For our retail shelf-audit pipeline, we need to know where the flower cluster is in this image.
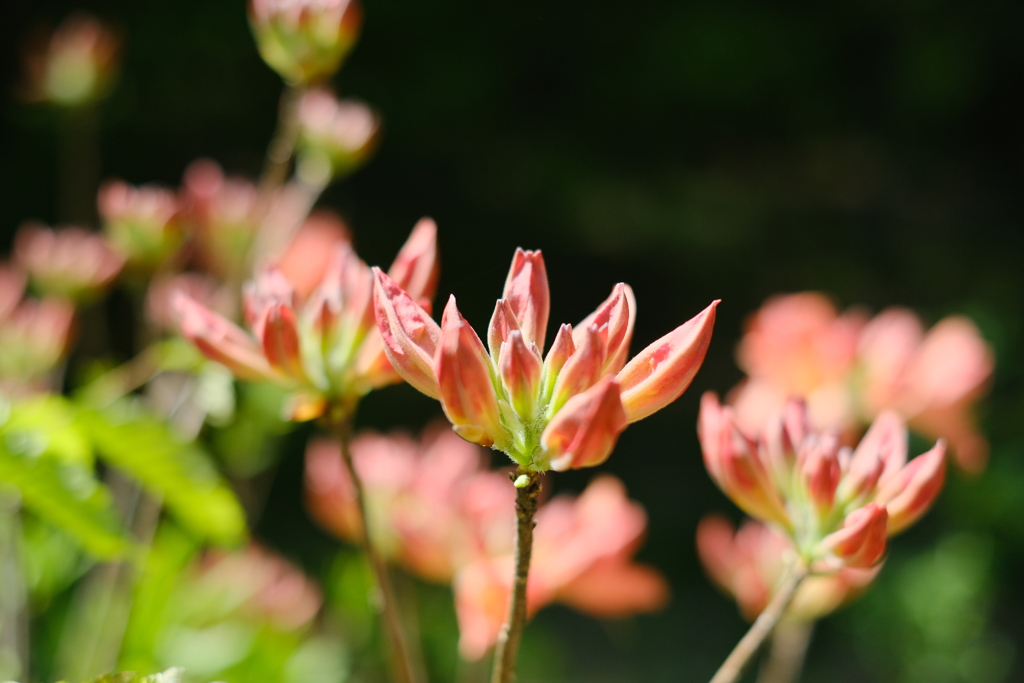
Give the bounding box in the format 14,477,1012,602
304,424,667,660
14,223,124,302
699,394,945,570
99,179,183,271
697,514,880,622
731,292,993,471
175,219,438,419
374,248,718,471
295,88,380,184
248,0,362,85
21,13,119,107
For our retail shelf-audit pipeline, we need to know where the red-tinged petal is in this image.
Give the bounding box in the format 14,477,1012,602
387,217,439,303
487,298,521,359
437,295,505,448
339,247,375,334
575,283,636,375
0,265,26,321
173,292,276,382
244,268,296,331
698,392,731,483
372,268,441,398
822,504,888,568
542,377,628,471
875,440,946,534
258,302,305,378
719,441,790,528
550,324,604,415
799,434,841,513
617,300,719,422
502,248,550,349
499,330,543,417
759,398,809,485
695,514,739,593
851,411,908,491
555,559,669,618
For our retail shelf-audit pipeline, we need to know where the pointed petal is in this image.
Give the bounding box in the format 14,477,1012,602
799,434,842,513
617,300,718,422
852,411,908,490
875,440,946,534
575,283,636,374
499,330,543,417
550,324,603,414
372,268,441,398
387,217,439,302
173,292,276,382
259,302,305,378
437,295,505,448
502,248,549,349
487,299,521,359
543,377,628,471
822,504,888,568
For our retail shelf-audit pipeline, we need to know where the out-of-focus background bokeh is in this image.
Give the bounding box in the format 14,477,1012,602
2,0,1023,681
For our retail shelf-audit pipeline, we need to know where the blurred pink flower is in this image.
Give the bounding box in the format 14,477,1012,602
98,179,182,270
0,265,27,323
275,210,351,301
0,296,75,391
176,218,437,419
696,515,879,622
179,159,262,280
146,272,236,334
731,292,993,472
296,89,380,182
14,223,123,301
194,544,322,631
374,247,718,471
699,394,945,569
21,13,119,106
249,0,362,84
305,425,668,660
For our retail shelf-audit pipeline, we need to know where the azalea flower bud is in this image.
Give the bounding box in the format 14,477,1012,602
822,504,888,568
21,13,119,107
374,247,717,471
249,0,362,85
798,434,842,514
0,297,75,388
98,180,182,270
875,440,946,534
0,266,28,323
296,88,380,184
14,223,123,302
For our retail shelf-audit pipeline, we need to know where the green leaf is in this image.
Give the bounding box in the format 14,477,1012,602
77,401,247,547
0,438,129,559
80,667,184,683
4,395,92,466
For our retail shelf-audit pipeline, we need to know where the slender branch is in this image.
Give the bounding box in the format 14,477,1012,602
259,85,305,196
709,563,809,683
331,416,419,683
756,620,814,683
490,471,542,683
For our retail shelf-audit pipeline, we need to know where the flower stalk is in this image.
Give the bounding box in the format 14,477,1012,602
709,562,809,683
330,413,419,683
259,84,305,195
490,470,541,683
756,621,814,683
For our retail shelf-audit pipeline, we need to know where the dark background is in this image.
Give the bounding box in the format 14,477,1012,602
3,0,1024,681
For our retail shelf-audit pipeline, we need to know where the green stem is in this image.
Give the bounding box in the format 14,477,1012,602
258,85,305,196
709,563,809,683
489,471,542,683
331,416,419,683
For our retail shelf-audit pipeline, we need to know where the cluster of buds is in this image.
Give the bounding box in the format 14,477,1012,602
305,424,667,660
295,88,380,185
0,265,75,393
99,179,182,271
699,394,946,570
179,159,263,282
14,223,123,302
374,248,718,471
731,292,993,471
21,13,119,107
175,219,437,419
697,514,880,622
248,0,362,85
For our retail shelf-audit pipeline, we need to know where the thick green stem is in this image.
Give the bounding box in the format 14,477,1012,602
489,471,542,683
709,563,809,683
332,417,419,683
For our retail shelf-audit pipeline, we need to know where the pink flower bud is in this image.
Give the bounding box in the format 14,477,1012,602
501,248,550,349
14,223,123,301
372,268,441,398
487,299,521,359
574,283,635,375
542,377,628,471
387,217,439,308
617,300,719,422
21,13,119,107
822,504,888,568
840,411,906,502
98,179,181,269
875,440,946,534
296,88,380,181
499,330,543,417
437,296,505,448
257,302,305,379
541,323,575,397
173,293,276,383
798,434,842,513
550,324,603,414
0,298,75,386
249,0,362,84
